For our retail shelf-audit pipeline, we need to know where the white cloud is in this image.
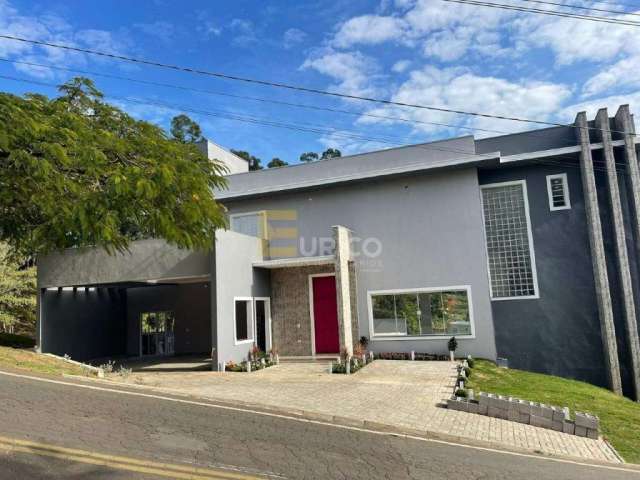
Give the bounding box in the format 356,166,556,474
301,49,383,97
134,21,175,43
358,66,572,137
391,59,411,73
283,28,306,49
583,54,640,98
332,15,408,48
0,0,130,80
229,18,257,46
561,90,640,123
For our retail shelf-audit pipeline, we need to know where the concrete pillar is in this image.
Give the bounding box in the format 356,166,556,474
614,105,640,273
333,225,354,356
574,111,623,395
596,108,640,399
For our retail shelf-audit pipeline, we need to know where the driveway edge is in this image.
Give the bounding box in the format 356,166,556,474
58,372,636,470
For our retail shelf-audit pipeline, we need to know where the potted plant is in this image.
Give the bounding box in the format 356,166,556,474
448,336,457,362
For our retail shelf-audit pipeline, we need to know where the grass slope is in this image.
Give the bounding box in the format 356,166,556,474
467,360,640,463
0,346,93,377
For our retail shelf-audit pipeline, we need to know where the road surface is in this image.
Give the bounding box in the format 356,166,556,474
0,369,637,479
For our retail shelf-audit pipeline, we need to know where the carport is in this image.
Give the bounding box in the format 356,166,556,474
37,239,215,363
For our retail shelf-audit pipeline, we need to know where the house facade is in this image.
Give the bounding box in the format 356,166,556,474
36,106,640,399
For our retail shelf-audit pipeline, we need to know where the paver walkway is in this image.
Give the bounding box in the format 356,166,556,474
112,360,620,463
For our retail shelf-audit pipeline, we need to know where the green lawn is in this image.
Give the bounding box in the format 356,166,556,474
0,346,95,377
466,360,640,464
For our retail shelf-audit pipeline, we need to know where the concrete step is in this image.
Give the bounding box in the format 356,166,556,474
278,356,339,364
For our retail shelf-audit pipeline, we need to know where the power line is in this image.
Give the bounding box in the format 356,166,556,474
0,33,631,137
442,0,640,25
0,73,629,174
0,57,512,137
519,0,640,17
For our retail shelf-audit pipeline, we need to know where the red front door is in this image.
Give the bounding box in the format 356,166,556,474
312,275,340,354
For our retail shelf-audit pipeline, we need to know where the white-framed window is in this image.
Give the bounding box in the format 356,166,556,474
546,173,571,211
229,211,267,239
368,286,474,340
481,180,539,300
234,297,254,344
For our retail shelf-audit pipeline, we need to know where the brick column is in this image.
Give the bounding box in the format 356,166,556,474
333,225,354,356
574,111,623,395
596,108,640,399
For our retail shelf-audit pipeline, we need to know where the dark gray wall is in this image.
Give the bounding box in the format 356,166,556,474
478,160,611,387
38,239,211,288
126,283,212,356
40,287,127,362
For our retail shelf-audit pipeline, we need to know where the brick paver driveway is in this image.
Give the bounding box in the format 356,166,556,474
112,360,620,463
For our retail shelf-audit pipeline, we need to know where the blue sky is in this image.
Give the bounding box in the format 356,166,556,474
1,0,639,164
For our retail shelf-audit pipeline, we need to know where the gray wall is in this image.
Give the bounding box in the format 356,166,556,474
478,162,611,387
223,168,497,360
214,230,270,365
40,287,127,362
126,283,212,357
38,239,211,288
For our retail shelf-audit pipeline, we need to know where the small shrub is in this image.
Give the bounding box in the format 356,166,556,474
99,360,115,374
0,332,35,348
466,356,475,368
359,336,369,349
463,366,471,378
448,336,458,352
117,366,132,377
455,388,467,398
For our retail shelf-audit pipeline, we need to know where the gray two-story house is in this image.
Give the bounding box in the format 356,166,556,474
36,105,640,399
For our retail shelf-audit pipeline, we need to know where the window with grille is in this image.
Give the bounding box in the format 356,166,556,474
546,173,571,211
481,181,539,300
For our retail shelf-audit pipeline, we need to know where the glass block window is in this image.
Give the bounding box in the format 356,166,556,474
481,181,538,299
546,173,571,211
230,212,266,238
370,288,472,337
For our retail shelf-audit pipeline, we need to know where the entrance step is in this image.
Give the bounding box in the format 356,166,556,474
279,355,339,365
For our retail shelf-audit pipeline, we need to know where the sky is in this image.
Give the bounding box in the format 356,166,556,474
1,0,640,165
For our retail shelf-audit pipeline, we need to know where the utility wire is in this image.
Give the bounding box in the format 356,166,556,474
0,73,629,174
519,0,640,17
442,0,640,25
0,33,632,137
0,57,511,137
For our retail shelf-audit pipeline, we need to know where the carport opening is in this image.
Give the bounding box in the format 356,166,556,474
40,281,212,365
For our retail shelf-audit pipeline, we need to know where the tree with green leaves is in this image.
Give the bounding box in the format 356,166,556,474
321,148,342,159
299,151,319,163
170,114,203,143
0,243,36,335
267,157,288,168
231,149,263,170
0,77,228,257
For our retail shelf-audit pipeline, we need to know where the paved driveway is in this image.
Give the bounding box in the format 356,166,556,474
111,360,620,463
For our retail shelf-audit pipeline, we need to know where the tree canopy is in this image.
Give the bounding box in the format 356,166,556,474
231,149,263,171
267,157,288,168
0,77,228,257
0,243,35,335
170,114,204,144
299,151,319,163
321,148,341,159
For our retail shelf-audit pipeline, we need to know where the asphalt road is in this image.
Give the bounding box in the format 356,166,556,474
0,370,637,480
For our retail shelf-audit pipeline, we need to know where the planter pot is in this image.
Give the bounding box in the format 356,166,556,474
449,350,455,362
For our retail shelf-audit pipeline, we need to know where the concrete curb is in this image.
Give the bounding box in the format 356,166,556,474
60,373,634,468
43,353,104,377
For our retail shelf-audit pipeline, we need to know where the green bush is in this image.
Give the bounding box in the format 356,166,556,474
463,366,471,378
0,332,35,348
455,388,467,398
466,356,475,368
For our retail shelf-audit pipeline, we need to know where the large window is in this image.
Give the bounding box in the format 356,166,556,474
369,287,472,338
234,298,254,344
229,212,266,239
481,180,538,300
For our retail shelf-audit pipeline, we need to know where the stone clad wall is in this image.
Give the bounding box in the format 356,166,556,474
270,265,333,356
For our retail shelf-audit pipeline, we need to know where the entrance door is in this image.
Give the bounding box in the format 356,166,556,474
254,298,270,353
311,275,340,354
141,311,175,356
